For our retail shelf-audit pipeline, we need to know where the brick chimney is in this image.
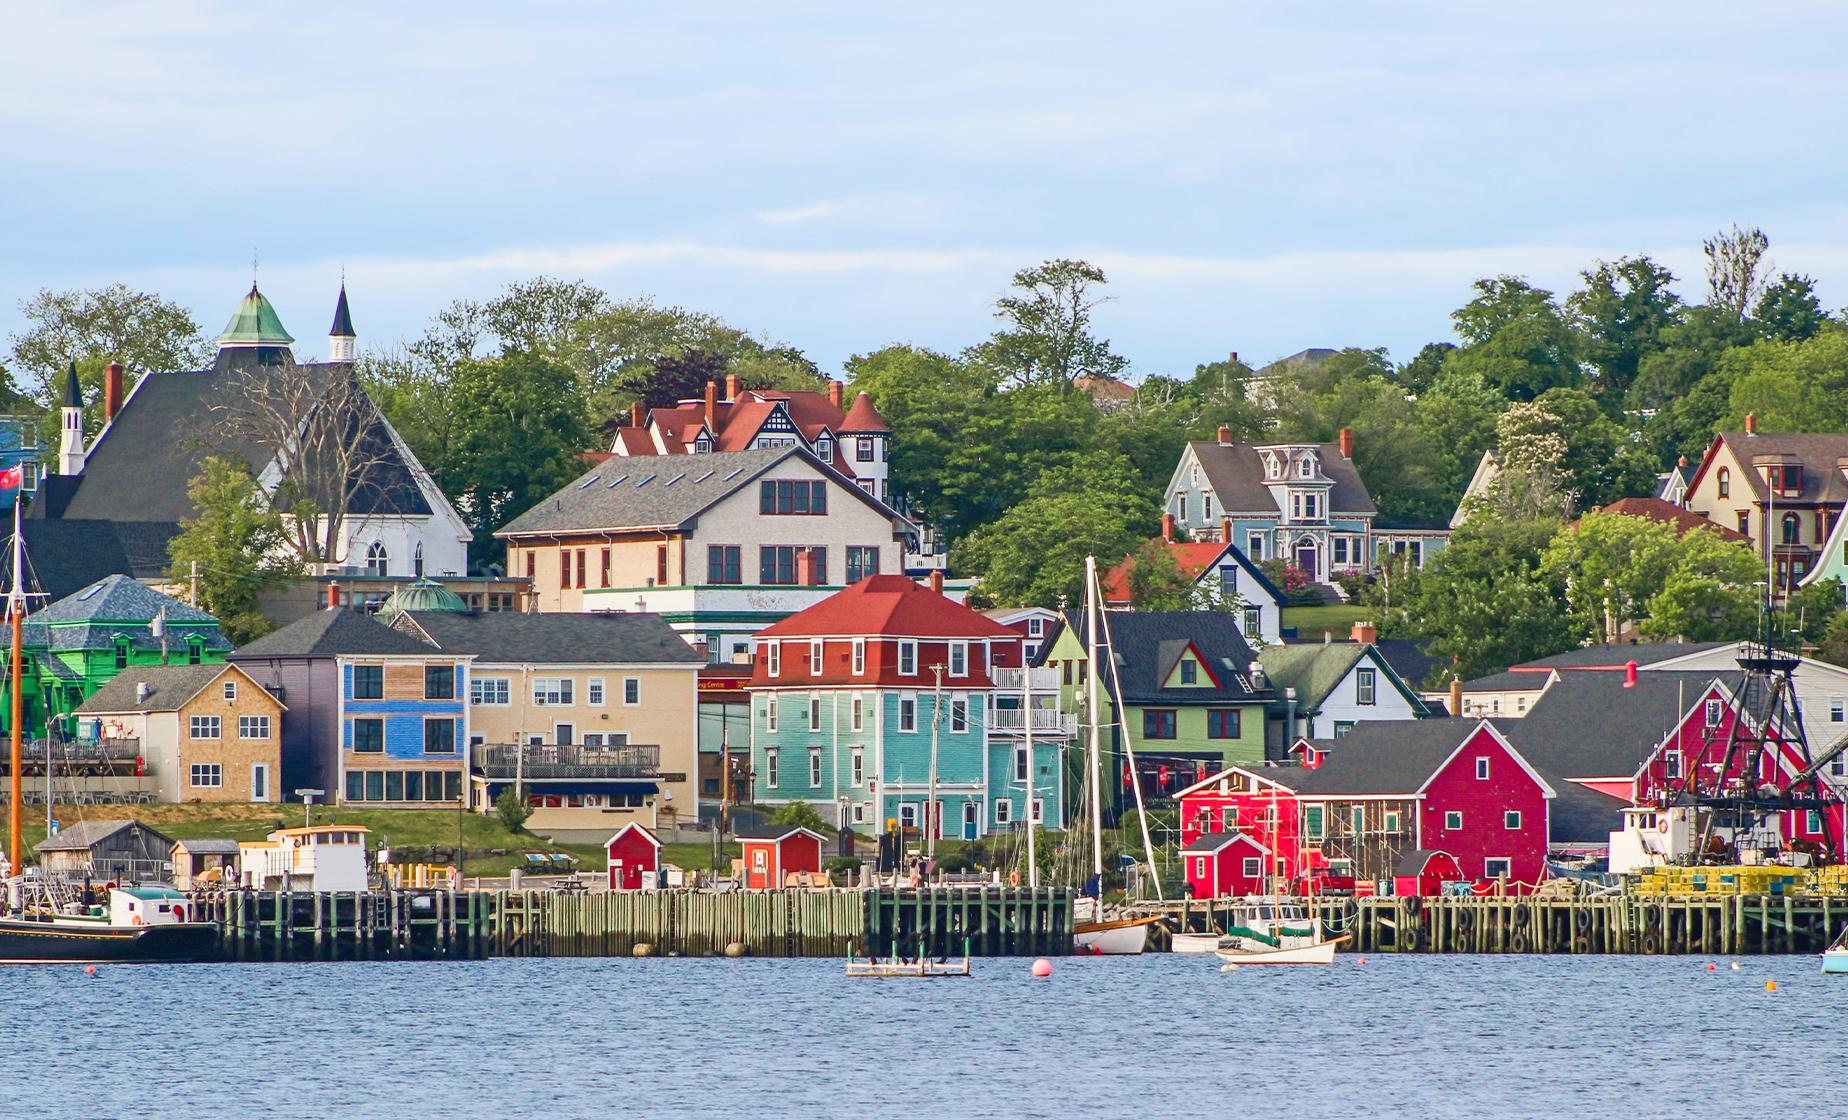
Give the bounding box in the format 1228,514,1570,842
1161,513,1175,542
104,361,124,422
1217,425,1232,446
326,581,341,610
1228,351,1238,365
704,380,718,426
1350,620,1377,644
928,570,943,594
1745,413,1757,435
631,401,645,428
725,373,740,400
1339,427,1354,459
796,549,817,586
1449,677,1463,716
828,380,844,409
1220,516,1232,544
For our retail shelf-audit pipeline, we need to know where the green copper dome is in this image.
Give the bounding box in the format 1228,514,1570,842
218,284,296,348
376,578,470,623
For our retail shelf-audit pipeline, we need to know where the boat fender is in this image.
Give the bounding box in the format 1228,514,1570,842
1640,932,1661,955
1575,909,1593,932
1009,870,1020,888
1403,928,1424,952
1405,896,1423,916
173,905,185,923
1573,935,1593,954
1510,931,1529,953
1513,906,1531,927
130,914,142,926
1644,906,1661,929
1455,909,1473,930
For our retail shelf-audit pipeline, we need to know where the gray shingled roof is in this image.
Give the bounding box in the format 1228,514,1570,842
228,608,439,659
36,818,175,852
497,446,902,536
1513,642,1730,670
1494,670,1748,780
20,519,180,601
174,838,242,854
1188,441,1378,516
78,664,251,713
1719,431,1848,505
1279,720,1481,795
25,575,229,655
1459,669,1556,694
393,610,702,665
1065,609,1273,706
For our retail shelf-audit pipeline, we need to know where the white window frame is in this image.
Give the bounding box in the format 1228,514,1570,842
1504,810,1522,830
1705,698,1724,728
1664,750,1682,780
951,694,968,732
471,677,511,706
949,641,968,677
1833,696,1845,724
851,748,864,786
852,639,866,676
1031,798,1044,824
766,696,778,733
223,680,238,702
808,747,822,788
994,797,1012,825
810,639,824,671
768,642,781,677
808,693,822,732
851,693,864,732
1384,810,1401,832
1356,668,1376,706
587,678,606,706
189,762,223,788
1484,857,1512,879
189,715,221,740
898,640,917,676
1444,810,1463,830
237,715,270,740
899,694,917,733
1242,856,1262,878
623,677,640,707
533,678,574,706
766,748,778,788
1475,757,1490,780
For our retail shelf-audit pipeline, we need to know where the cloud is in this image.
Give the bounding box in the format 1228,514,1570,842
757,202,844,225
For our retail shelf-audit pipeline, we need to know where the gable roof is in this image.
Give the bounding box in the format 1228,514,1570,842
36,818,175,852
1181,829,1268,855
734,824,827,842
1493,670,1745,780
1067,609,1271,706
1100,539,1285,606
1708,431,1848,505
1585,497,1751,543
1185,441,1377,516
1257,642,1429,715
173,837,242,855
228,608,440,659
1274,721,1489,796
497,446,904,537
1372,638,1442,692
758,575,1017,640
78,663,275,714
393,610,702,665
19,519,181,602
1512,642,1731,671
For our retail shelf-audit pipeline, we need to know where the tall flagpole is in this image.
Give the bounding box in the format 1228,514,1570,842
10,496,24,878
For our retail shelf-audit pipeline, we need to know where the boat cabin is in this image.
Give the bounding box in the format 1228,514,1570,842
605,822,661,891
736,825,826,890
109,885,194,926
1182,831,1270,899
239,825,370,892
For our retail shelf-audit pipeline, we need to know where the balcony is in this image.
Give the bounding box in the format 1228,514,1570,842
994,667,1062,693
474,743,661,780
0,738,142,775
989,709,1077,736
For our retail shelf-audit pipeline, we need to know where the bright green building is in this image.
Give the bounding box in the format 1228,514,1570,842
9,575,230,741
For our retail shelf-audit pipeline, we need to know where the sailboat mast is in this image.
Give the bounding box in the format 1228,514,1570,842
9,498,23,877
1085,555,1105,882
1022,644,1037,889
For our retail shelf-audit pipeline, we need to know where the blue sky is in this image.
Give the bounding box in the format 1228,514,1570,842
4,2,1846,376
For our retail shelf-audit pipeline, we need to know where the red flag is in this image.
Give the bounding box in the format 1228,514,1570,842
0,466,20,490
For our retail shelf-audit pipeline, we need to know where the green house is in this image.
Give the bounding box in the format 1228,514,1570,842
8,575,230,740
1038,609,1276,817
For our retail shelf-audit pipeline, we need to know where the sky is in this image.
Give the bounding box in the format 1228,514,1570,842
3,2,1847,378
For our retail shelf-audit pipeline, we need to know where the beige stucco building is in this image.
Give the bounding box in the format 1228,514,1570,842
76,663,285,803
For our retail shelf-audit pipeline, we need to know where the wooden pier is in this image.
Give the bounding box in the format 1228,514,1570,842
189,886,1074,961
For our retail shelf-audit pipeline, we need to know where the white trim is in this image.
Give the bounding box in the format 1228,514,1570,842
1414,720,1558,800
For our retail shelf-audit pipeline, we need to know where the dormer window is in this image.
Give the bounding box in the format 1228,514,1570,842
1767,464,1802,496
1298,456,1314,479
694,434,713,453
1264,456,1279,480
816,436,833,463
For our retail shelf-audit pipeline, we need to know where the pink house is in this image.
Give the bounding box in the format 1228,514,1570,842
605,823,661,891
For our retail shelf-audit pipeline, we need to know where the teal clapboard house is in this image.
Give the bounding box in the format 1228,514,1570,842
747,575,1068,841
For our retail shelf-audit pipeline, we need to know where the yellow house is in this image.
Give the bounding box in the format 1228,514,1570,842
1683,423,1848,595
74,662,284,803
390,609,703,842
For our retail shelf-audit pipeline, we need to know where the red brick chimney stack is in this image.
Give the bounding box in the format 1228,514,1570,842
828,380,844,409
1220,516,1232,544
631,401,645,428
1745,413,1758,435
326,581,341,610
928,570,943,594
104,362,124,422
704,380,718,426
1161,513,1175,542
1350,621,1377,644
1217,425,1232,446
725,373,740,400
1339,427,1354,459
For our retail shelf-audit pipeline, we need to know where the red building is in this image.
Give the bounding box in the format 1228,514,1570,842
1175,719,1556,891
738,825,826,889
1181,831,1270,899
1393,850,1464,897
605,823,661,891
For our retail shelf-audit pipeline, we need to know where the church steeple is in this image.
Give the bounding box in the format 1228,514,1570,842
328,283,356,362
217,284,295,350
59,361,86,476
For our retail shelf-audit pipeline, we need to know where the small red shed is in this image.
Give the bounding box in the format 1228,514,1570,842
1182,831,1270,899
1393,849,1463,897
605,823,662,891
737,825,826,890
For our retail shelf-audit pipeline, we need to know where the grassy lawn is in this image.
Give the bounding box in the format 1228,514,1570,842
1283,604,1374,635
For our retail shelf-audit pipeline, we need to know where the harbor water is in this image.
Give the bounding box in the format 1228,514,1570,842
2,954,1833,1119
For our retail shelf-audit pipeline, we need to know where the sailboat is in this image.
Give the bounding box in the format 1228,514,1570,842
1071,556,1162,955
0,497,218,963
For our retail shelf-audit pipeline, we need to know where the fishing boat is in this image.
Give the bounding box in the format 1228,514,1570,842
1209,897,1345,966
1823,927,1848,974
1171,931,1233,954
0,500,218,964
1215,933,1348,966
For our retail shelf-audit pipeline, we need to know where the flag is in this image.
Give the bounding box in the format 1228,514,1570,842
0,466,19,490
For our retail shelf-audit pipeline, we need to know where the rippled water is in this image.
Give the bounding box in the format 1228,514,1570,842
1,954,1834,1119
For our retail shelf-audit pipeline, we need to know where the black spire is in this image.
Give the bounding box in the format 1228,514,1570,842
330,283,355,338
62,361,82,409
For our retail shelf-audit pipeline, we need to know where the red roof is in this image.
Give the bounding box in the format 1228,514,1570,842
839,391,889,434
758,576,1019,640
620,388,870,456
1588,497,1752,543
1101,540,1235,603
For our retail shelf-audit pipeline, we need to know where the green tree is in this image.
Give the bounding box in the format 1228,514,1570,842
1540,512,1682,644
1816,612,1848,669
1444,276,1581,400
770,800,829,833
165,457,301,644
1753,274,1829,343
1726,323,1848,432
494,784,533,834
951,453,1155,608
1704,225,1772,320
1410,367,1505,514
1565,256,1682,397
448,351,591,561
10,284,211,427
966,259,1128,389
1637,527,1765,642
1467,400,1574,522
1398,342,1457,397
1122,540,1198,610
1391,515,1572,680
1528,387,1660,509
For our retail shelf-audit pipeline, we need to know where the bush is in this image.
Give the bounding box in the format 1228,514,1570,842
770,800,829,833
494,785,533,834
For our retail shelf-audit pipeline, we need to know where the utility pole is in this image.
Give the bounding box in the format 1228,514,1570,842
927,664,943,860
1022,654,1037,888
190,559,199,606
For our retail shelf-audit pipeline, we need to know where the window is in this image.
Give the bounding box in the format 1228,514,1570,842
1298,456,1313,479
760,546,797,585
1663,750,1682,780
1738,512,1750,535
533,678,574,705
1705,698,1724,728
600,548,611,587
766,696,778,732
1356,668,1377,706
1333,721,1354,738
1332,536,1350,566
1304,805,1325,840
623,678,640,706
846,546,880,585
815,436,833,464
223,680,238,702
766,748,779,788
856,436,875,463
1768,463,1803,495
1444,811,1463,830
995,798,1012,824
425,664,455,700
1142,710,1177,739
352,665,383,700
1808,809,1824,833
1202,491,1214,520
809,747,822,787
1832,697,1844,724
1383,811,1401,832
899,696,917,732
768,642,781,677
587,678,605,706
851,694,864,731
851,748,864,785
951,696,968,732
899,803,918,830
352,718,384,753
189,763,222,788
1015,746,1029,782
808,693,822,731
113,639,130,670
189,715,221,739
238,715,270,739
470,677,510,706
1027,617,1044,637
1783,513,1800,545
1717,467,1730,498
1484,858,1511,879
1242,856,1262,878
708,545,742,585
1247,532,1265,559
1474,757,1490,780
424,718,457,754
186,638,204,665
949,642,968,677
1180,660,1197,685
898,641,917,676
758,479,828,515
809,639,825,672
1207,709,1241,739
1505,811,1522,830
655,545,668,585
1351,806,1366,834
251,763,268,801
365,540,388,577
852,639,866,676
1243,607,1261,638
